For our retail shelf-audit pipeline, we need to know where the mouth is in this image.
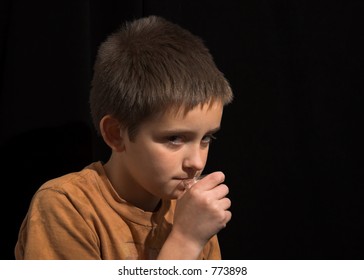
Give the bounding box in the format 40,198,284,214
180,175,203,190
173,178,192,192
182,179,194,190
174,172,204,190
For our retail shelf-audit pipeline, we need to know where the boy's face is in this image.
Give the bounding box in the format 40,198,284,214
119,101,224,205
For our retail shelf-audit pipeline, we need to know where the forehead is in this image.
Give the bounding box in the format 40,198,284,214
162,100,223,119
140,101,224,131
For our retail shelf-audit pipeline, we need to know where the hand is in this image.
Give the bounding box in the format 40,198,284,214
172,171,232,248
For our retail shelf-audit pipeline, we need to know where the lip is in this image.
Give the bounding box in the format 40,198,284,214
174,177,193,190
174,173,204,190
175,172,203,181
182,178,200,189
174,177,193,182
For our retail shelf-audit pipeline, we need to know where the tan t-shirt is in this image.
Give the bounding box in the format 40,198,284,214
15,161,221,259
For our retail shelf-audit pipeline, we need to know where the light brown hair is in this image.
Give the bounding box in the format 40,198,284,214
90,15,233,140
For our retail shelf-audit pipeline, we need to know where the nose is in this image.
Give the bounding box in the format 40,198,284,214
182,144,207,173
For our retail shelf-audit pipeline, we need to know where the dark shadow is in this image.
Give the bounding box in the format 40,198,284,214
0,121,93,259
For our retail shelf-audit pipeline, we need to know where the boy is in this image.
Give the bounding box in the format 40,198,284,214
15,15,233,259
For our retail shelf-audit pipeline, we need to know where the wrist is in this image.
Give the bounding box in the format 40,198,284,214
157,229,204,260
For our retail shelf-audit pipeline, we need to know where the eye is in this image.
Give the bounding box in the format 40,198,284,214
167,135,184,145
201,134,217,145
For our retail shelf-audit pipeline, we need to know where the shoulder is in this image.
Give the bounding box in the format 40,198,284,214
39,161,102,191
32,161,106,207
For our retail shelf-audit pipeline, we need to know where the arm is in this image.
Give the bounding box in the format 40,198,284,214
15,188,100,260
157,172,231,260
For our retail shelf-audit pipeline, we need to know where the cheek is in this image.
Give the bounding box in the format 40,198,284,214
132,147,181,195
147,148,179,174
131,144,178,175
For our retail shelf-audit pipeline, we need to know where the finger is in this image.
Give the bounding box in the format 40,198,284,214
218,197,231,210
191,171,225,191
209,184,229,199
224,210,232,225
216,209,232,229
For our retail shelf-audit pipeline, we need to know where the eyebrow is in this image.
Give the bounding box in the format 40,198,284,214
207,127,221,134
159,126,221,135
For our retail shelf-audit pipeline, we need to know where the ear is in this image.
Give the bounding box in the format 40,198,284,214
99,115,126,152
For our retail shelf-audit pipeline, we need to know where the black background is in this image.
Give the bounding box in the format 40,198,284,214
1,0,363,260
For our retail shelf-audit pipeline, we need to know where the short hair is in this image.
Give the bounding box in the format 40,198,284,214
90,15,233,140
